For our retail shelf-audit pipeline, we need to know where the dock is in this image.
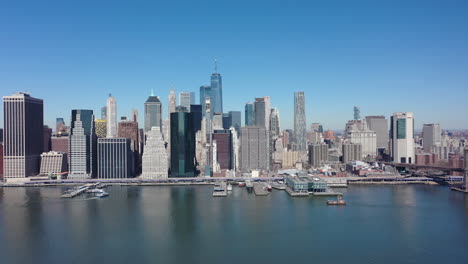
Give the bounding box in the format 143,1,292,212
311,189,342,196
61,183,99,198
212,182,227,197
253,182,270,196
285,186,309,197
271,182,286,190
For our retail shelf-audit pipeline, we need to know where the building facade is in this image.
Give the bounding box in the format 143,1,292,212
390,112,415,163
342,143,362,163
95,119,107,138
245,102,254,126
97,138,133,179
69,111,96,179
106,94,117,138
3,92,44,179
365,116,389,153
294,92,307,151
40,151,67,176
170,111,196,177
213,129,232,170
211,72,223,114
141,127,168,179
422,123,441,153
240,126,269,171
308,143,328,168
253,98,266,127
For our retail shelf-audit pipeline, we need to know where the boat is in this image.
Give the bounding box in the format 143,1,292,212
227,184,233,191
238,182,246,187
246,181,253,192
327,195,346,206
96,191,109,198
266,184,272,191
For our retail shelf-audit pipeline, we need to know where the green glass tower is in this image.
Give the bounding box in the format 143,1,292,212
170,111,196,177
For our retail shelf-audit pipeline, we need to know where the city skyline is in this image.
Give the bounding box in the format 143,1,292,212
1,1,468,130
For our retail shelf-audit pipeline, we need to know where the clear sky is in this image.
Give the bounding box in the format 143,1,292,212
1,0,467,131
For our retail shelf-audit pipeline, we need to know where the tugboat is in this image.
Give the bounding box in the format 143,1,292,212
327,195,346,206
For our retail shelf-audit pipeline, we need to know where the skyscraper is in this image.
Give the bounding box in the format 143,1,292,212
254,98,266,127
294,92,307,151
43,125,52,152
365,116,389,153
101,106,107,120
422,123,441,153
3,92,43,179
229,111,241,132
144,93,162,132
106,94,117,138
170,111,196,177
200,85,212,118
179,92,192,110
95,119,107,138
168,88,177,118
213,129,233,170
308,143,328,168
240,126,269,171
353,106,361,120
245,102,254,126
142,127,168,179
190,104,202,132
390,112,415,163
270,108,281,139
118,120,139,153
264,96,271,131
69,112,96,179
97,138,134,179
210,62,223,114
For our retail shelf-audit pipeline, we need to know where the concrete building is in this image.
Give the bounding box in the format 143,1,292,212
308,143,328,168
229,127,239,172
95,119,107,138
282,151,301,168
170,111,196,177
240,126,269,171
141,127,168,179
390,112,415,163
179,91,192,110
365,116,389,153
342,143,362,163
345,120,377,158
423,123,441,153
51,136,69,155
69,110,96,179
97,138,133,179
264,96,271,131
40,151,67,176
294,92,307,151
118,120,139,153
106,94,117,138
145,93,162,132
253,98,266,127
3,92,43,179
213,130,232,170
245,102,254,126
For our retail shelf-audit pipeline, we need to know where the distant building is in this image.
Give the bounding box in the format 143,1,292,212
212,113,223,130
56,118,66,134
365,116,389,153
179,91,192,110
118,120,139,153
390,112,415,163
345,120,377,158
101,106,107,120
342,143,362,163
308,143,328,168
0,143,3,178
69,110,96,179
168,88,177,118
464,148,468,190
144,93,162,132
213,129,232,170
353,106,361,120
106,94,117,138
97,138,134,179
240,126,269,171
3,92,43,179
294,92,307,151
190,104,202,132
323,130,335,141
422,123,441,153
51,136,69,155
253,98,266,127
43,125,52,152
95,119,107,138
200,85,212,118
245,102,254,126
40,151,67,176
141,127,168,179
211,69,223,114
264,96,271,131
269,108,280,139
170,111,196,177
282,151,301,168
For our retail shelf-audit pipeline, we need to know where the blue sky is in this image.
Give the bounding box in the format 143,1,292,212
1,0,467,130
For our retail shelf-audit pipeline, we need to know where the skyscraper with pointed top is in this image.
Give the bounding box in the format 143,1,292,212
106,94,117,138
294,91,307,151
144,89,162,132
210,59,223,114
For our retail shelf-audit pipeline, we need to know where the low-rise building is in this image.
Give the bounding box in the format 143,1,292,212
40,151,67,176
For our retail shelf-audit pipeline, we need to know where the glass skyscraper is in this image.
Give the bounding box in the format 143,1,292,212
210,72,223,114
144,95,162,132
245,103,254,126
170,111,196,177
200,85,212,118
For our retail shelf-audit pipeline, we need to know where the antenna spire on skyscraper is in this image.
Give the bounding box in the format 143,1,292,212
214,58,218,73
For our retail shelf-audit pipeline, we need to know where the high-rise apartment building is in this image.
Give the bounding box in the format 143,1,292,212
245,102,254,126
353,106,361,120
308,143,328,168
294,92,307,151
365,116,389,152
390,112,415,163
422,123,441,153
270,108,281,139
240,126,269,171
144,94,162,132
106,94,117,138
141,127,168,179
97,138,134,179
342,143,362,163
170,111,196,177
3,92,43,179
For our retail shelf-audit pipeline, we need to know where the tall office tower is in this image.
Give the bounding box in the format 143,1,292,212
56,118,66,134
213,129,233,170
43,125,52,152
229,127,239,171
200,85,212,118
264,96,271,131
390,112,415,163
144,93,162,132
101,106,107,120
190,92,196,104
141,127,168,179
168,88,177,118
365,116,389,153
353,106,361,120
95,119,107,138
106,94,117,138
212,113,223,130
97,138,134,179
308,143,328,168
294,91,307,151
3,92,43,179
69,113,94,179
342,143,363,163
422,123,441,153
254,98,266,127
344,120,377,158
240,126,269,171
270,108,281,139
118,120,139,153
131,109,138,122
229,111,241,131
179,92,192,110
40,151,67,176
245,102,254,126
222,113,231,130
51,136,69,155
170,110,196,177
211,61,223,114
190,105,202,132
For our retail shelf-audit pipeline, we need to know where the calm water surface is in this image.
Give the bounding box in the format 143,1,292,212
0,185,467,264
